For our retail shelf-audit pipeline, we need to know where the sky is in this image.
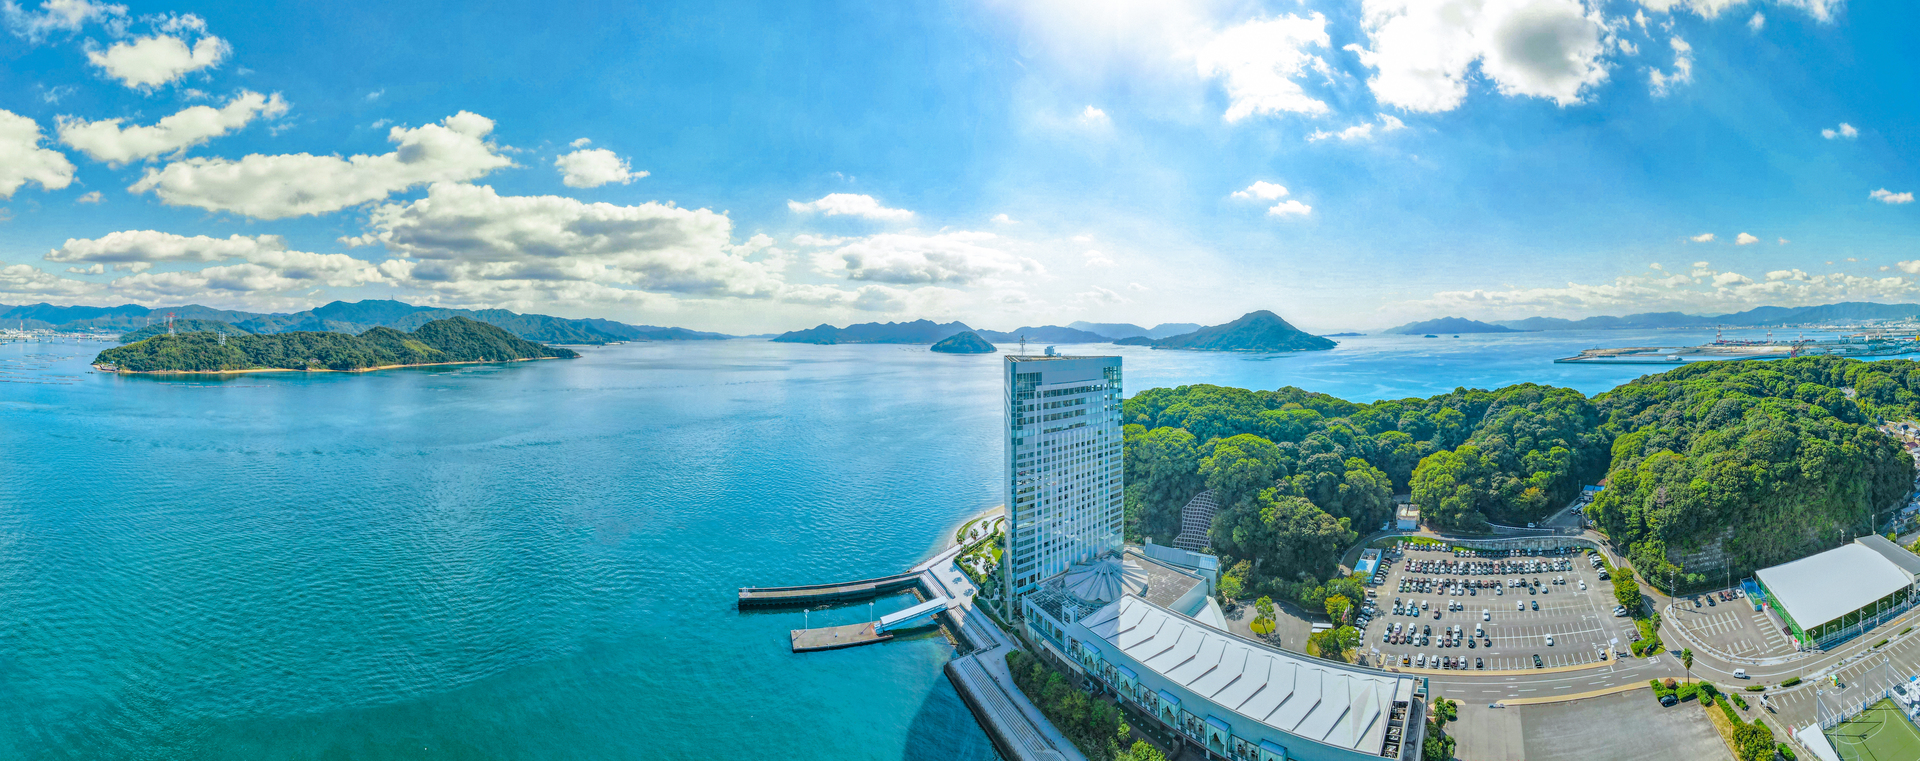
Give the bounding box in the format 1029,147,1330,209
0,0,1914,333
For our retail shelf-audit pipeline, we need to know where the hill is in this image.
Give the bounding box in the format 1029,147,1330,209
1385,317,1523,335
1068,321,1204,339
94,317,578,373
770,319,972,345
975,325,1110,343
1485,302,1920,332
930,331,997,354
1137,311,1335,352
118,320,252,343
1120,355,1915,598
8,299,729,346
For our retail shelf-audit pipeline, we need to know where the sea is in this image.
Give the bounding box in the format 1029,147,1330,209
0,326,1869,759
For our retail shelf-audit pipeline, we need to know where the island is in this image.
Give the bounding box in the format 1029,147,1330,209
771,319,1108,345
1383,316,1522,334
1123,310,1336,352
929,330,997,354
118,319,251,343
93,317,579,374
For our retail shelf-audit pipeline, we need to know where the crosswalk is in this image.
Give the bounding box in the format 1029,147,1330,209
1670,602,1796,659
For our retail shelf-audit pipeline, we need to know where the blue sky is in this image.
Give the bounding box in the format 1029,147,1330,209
0,0,1913,333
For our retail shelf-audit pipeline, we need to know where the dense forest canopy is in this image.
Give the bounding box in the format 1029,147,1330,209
94,317,578,373
1123,357,1917,598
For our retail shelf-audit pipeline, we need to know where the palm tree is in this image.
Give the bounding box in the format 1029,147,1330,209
1682,648,1694,685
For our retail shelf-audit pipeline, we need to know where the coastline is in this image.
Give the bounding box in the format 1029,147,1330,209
91,356,564,376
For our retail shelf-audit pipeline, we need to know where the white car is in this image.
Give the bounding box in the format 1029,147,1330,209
1579,580,1587,591
1517,601,1525,611
1734,669,1749,679
1613,606,1628,617
1545,634,1554,646
1483,609,1491,621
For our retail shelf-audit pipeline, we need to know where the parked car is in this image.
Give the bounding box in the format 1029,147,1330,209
1531,600,1539,611
1545,634,1554,646
1659,693,1678,707
1475,657,1484,669
1533,654,1543,668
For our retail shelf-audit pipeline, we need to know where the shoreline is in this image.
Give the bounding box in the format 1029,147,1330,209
92,356,563,376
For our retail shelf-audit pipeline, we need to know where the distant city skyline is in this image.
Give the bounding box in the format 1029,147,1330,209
0,0,1914,333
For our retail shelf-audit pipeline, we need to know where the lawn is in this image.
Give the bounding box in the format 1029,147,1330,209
1828,699,1920,761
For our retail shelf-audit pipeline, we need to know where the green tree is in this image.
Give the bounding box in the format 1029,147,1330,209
1733,722,1776,761
1325,593,1352,625
1614,574,1641,613
1115,739,1167,761
1217,573,1244,602
1682,648,1693,684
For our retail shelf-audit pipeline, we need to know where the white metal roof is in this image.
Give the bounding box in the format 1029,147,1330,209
1755,543,1916,630
1078,596,1416,754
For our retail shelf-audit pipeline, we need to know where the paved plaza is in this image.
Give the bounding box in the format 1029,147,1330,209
1448,690,1732,761
1666,589,1799,661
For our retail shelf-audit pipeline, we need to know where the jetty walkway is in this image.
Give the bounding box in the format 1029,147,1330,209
739,526,1086,761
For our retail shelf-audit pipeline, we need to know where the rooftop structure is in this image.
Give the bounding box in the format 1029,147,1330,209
1172,490,1218,552
1003,353,1124,598
1139,542,1220,587
1023,547,1211,659
1070,595,1425,760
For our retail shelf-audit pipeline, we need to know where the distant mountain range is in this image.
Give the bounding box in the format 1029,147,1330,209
773,311,1333,353
1475,302,1920,332
0,300,731,345
1384,317,1525,335
771,320,1112,345
1067,321,1205,340
1114,311,1335,353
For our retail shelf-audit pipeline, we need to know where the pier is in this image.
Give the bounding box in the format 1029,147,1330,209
736,571,925,609
790,622,890,652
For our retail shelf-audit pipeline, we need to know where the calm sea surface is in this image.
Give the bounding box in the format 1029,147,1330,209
0,327,1859,758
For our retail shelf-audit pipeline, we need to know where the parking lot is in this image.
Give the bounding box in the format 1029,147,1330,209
1357,542,1637,672
1665,589,1798,659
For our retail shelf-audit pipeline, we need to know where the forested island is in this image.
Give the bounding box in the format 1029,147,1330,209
94,317,579,373
930,331,997,353
1123,356,1916,601
1114,310,1335,352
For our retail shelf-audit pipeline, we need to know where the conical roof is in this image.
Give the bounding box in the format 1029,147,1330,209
1062,556,1148,604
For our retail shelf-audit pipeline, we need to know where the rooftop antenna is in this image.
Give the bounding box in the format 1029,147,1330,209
166,312,176,336
1019,334,1029,355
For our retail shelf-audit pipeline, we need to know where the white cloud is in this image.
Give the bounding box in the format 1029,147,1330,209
1080,105,1109,123
66,263,103,274
1822,122,1858,139
1083,249,1114,267
1693,261,1709,267
1765,269,1806,281
1307,113,1406,142
1647,37,1693,97
75,190,101,203
87,30,229,89
1127,282,1149,292
1267,200,1312,217
365,89,385,101
1899,261,1920,275
1410,267,1920,320
130,111,513,219
789,234,847,247
1748,11,1765,30
1634,0,1842,24
1735,232,1759,245
44,229,296,270
57,90,287,165
569,137,591,148
1074,285,1126,305
354,182,783,299
1349,0,1610,113
1689,232,1715,242
554,147,646,188
1779,238,1789,245
1231,181,1289,200
992,213,1017,224
786,193,914,221
1871,188,1915,205
813,231,1041,285
1194,14,1332,121
0,109,75,198
2,0,126,43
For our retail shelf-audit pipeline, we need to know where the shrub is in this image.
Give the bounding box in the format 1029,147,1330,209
1875,638,1890,648
1778,742,1797,761
1733,695,1749,710
1781,677,1801,688
1676,683,1700,701
1664,678,1679,690
1746,685,1767,692
1719,698,1742,727
1904,626,1914,636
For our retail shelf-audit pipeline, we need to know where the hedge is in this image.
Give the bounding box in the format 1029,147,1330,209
1876,639,1890,648
1746,685,1767,692
1782,677,1802,688
1733,695,1749,710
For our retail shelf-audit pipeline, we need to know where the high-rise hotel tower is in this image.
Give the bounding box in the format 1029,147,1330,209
1003,352,1124,601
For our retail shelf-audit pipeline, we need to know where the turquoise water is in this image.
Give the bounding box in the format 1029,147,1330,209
0,327,1859,758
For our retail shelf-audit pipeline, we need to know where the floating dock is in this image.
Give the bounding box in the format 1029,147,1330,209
791,622,891,652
